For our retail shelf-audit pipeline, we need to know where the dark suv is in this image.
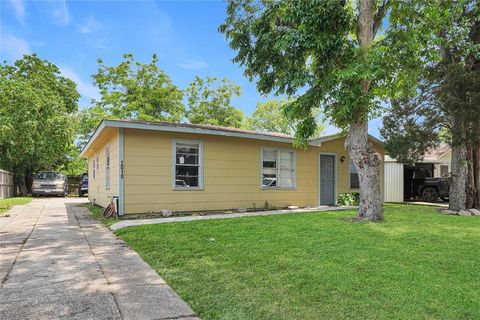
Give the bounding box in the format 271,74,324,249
79,173,88,197
405,167,450,202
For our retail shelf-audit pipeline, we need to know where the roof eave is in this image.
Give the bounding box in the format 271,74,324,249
80,120,384,157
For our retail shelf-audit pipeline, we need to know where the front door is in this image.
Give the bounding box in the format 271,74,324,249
320,155,336,205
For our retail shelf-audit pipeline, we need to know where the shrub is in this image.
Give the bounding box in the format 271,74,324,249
337,193,360,206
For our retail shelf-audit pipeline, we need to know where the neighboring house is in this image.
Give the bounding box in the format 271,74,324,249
80,119,385,216
384,144,451,202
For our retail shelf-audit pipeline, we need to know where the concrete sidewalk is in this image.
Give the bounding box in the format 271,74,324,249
0,198,198,320
110,205,357,231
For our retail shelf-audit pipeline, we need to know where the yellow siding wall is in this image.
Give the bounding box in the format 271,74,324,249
123,129,384,214
87,129,119,208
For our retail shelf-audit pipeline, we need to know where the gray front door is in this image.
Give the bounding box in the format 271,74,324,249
320,155,335,205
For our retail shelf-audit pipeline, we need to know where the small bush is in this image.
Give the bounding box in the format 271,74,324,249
337,193,360,206
352,192,360,206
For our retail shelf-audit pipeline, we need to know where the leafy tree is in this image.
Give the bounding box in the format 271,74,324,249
55,143,87,176
380,0,480,210
246,99,293,134
220,0,390,220
185,76,244,128
0,54,79,194
246,99,325,136
78,54,184,146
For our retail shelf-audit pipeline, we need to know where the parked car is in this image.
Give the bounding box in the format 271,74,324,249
79,173,88,197
32,171,68,197
404,167,450,202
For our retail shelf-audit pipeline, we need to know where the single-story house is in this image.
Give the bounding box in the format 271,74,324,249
384,144,452,202
80,119,385,216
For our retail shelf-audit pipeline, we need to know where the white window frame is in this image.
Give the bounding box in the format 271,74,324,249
260,147,296,189
92,157,96,179
105,144,110,190
172,139,204,190
96,154,99,172
349,157,360,190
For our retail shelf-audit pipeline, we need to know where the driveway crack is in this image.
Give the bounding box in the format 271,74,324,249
72,206,124,320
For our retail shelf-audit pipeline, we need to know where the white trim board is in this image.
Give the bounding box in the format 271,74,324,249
118,128,124,216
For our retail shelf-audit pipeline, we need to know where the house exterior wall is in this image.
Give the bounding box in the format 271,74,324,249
87,129,119,208
433,149,452,177
122,128,384,214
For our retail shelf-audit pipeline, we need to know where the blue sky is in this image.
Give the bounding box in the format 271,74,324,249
0,0,382,137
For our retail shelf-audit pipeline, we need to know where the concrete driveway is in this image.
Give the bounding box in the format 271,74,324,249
0,197,198,320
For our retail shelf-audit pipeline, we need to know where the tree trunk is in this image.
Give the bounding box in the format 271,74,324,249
466,145,475,209
15,173,28,196
25,168,34,194
345,0,383,221
346,122,383,220
450,144,467,210
474,142,480,209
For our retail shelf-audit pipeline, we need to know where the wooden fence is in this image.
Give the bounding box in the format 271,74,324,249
0,169,14,199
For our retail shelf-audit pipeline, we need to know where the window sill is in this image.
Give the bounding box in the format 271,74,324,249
260,187,297,190
173,187,204,191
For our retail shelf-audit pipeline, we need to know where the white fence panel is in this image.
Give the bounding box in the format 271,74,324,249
0,169,14,199
384,162,404,202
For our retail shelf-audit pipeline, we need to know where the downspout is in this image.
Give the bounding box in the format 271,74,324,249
118,128,125,216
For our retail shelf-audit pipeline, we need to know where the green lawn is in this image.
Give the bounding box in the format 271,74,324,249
81,203,117,226
0,197,32,215
117,204,480,320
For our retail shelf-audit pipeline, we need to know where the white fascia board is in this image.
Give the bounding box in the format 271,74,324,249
80,120,106,158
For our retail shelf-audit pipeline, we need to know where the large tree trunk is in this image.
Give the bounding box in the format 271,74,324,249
345,0,383,221
450,144,467,210
473,142,480,209
346,122,383,220
466,144,479,209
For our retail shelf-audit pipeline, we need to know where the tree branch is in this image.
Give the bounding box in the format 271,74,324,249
373,0,390,37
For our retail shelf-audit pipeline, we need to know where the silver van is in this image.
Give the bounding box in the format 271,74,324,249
32,172,68,197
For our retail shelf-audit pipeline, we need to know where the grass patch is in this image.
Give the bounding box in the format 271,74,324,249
81,203,117,226
0,197,32,216
118,204,480,320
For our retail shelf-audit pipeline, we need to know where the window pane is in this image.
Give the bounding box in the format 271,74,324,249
262,149,278,187
349,159,357,174
349,158,359,188
262,174,277,187
175,165,199,187
176,143,199,165
263,160,277,168
350,173,359,189
263,149,277,161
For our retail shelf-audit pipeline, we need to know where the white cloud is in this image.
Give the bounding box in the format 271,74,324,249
0,33,30,61
78,15,100,34
9,0,25,22
49,0,71,26
59,66,99,101
177,59,208,70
